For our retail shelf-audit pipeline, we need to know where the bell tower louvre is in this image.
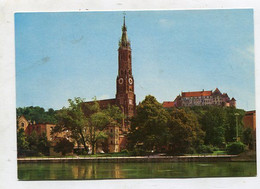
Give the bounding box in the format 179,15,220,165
116,16,136,132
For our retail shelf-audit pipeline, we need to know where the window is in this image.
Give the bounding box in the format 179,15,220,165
111,129,113,133
21,123,24,127
111,141,113,144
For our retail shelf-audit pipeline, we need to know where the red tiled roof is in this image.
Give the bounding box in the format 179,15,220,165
162,101,174,108
182,90,212,97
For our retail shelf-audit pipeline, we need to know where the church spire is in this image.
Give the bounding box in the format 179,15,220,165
122,16,126,31
119,15,130,47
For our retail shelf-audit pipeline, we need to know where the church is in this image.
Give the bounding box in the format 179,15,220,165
17,16,136,154
86,16,136,153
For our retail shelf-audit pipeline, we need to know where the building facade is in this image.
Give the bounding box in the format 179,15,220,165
17,115,71,155
163,88,236,108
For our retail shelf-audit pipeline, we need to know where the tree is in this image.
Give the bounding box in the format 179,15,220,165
17,129,29,157
128,95,169,152
54,138,74,156
25,131,50,156
55,97,123,155
83,101,124,154
200,107,226,147
188,106,246,147
226,141,246,155
242,127,254,149
167,108,204,154
224,108,245,143
17,106,57,124
26,131,40,155
55,98,89,153
37,133,50,156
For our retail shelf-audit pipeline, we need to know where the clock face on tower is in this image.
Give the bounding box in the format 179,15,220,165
128,78,133,85
118,78,124,84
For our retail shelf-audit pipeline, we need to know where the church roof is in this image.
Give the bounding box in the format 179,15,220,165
85,98,117,109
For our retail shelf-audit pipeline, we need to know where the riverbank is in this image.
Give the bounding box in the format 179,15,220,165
18,154,256,163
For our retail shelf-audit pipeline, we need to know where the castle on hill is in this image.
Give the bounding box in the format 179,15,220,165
163,88,236,108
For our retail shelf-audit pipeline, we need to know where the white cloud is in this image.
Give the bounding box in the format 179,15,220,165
233,44,254,62
158,18,174,27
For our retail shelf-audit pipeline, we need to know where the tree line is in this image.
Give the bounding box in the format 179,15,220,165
128,95,253,155
17,97,124,156
17,95,254,156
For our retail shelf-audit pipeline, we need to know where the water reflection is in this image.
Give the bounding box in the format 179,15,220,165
18,162,256,180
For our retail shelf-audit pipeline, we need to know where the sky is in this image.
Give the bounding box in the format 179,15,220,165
15,9,255,111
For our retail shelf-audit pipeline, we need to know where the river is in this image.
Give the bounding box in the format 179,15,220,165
18,162,256,180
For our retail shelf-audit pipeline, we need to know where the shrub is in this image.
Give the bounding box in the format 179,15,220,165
212,146,220,151
186,147,196,154
196,145,214,154
120,149,129,154
226,141,246,155
129,148,146,156
74,148,87,155
54,138,74,156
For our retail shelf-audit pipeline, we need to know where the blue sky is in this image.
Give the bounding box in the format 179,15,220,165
15,10,255,111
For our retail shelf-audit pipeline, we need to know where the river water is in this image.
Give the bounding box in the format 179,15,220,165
18,162,256,180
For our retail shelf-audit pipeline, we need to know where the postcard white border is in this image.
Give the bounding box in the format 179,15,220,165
0,0,260,188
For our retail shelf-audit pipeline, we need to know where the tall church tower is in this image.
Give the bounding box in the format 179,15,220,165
116,16,136,132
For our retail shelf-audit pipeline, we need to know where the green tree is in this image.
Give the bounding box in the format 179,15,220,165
54,138,74,156
37,133,50,156
167,108,205,154
200,107,226,147
55,97,123,155
188,106,245,147
26,131,39,155
17,106,57,124
128,95,169,152
224,108,245,143
17,129,29,157
242,127,254,149
26,131,50,156
226,141,246,155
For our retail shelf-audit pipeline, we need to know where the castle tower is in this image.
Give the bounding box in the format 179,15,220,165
116,16,136,132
